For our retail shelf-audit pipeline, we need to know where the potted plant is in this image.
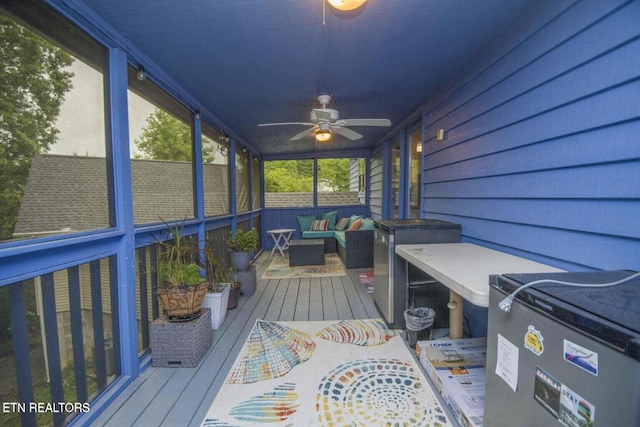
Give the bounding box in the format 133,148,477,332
156,220,208,321
227,228,259,271
199,247,230,329
223,266,242,310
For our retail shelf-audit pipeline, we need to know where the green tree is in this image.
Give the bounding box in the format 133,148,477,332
0,15,74,240
318,158,350,191
134,109,214,162
264,160,314,192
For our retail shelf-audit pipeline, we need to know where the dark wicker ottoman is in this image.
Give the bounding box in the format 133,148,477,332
289,239,325,266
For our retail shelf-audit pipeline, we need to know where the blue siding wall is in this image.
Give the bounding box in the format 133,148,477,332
421,0,640,273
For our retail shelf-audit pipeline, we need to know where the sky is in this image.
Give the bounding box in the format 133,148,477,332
48,59,154,158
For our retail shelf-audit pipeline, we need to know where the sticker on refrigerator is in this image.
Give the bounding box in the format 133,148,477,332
534,366,561,418
563,339,598,376
533,367,596,427
524,325,544,355
559,384,595,427
495,333,519,392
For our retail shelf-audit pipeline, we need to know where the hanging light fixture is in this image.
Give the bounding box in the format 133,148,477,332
137,65,146,81
315,123,332,142
327,0,367,12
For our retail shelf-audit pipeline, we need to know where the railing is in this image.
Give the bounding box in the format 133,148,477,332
0,219,260,426
0,257,120,426
135,245,160,356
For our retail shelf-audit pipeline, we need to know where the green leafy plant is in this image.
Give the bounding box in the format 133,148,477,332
156,218,203,289
158,262,202,288
225,266,241,288
227,228,259,252
198,245,228,293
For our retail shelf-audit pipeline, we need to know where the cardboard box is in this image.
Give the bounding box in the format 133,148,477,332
416,337,487,427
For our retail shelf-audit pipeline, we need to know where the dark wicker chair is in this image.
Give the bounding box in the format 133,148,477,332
336,229,373,269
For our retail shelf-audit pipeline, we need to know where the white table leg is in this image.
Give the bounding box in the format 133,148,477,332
268,229,296,257
277,234,287,256
270,233,281,256
281,231,293,251
448,290,464,339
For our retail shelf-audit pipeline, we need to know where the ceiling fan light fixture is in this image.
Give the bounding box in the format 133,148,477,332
327,0,367,12
315,129,331,142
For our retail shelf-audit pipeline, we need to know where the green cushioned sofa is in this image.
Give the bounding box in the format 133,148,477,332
298,213,374,269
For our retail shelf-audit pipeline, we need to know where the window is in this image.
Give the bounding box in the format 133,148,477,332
128,66,195,224
202,122,230,217
317,158,365,206
408,122,422,219
263,160,313,207
1,3,111,243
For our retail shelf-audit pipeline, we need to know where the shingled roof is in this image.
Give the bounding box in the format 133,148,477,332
263,192,361,207
13,155,229,236
14,155,360,237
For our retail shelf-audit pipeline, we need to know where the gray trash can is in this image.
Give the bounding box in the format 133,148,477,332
404,307,436,348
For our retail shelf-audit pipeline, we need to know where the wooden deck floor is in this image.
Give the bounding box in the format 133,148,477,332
92,252,380,427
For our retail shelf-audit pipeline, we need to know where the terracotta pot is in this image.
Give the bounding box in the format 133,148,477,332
157,282,208,321
227,283,242,310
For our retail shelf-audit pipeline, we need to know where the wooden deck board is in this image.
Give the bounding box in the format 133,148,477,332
294,278,310,321
92,252,379,427
308,277,324,321
102,368,176,426
332,276,353,320
321,277,338,320
340,274,369,319
279,278,299,321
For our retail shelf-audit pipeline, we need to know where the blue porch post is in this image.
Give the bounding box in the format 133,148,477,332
193,113,206,251
382,141,391,220
108,47,139,378
229,138,237,234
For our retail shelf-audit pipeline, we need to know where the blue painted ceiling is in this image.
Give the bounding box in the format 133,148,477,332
79,0,537,156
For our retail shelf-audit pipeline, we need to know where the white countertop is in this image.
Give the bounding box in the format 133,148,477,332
395,243,563,307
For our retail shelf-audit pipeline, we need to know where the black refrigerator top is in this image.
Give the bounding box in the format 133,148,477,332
492,270,640,361
374,219,461,232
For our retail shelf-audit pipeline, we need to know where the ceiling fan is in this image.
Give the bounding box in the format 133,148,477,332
258,95,391,142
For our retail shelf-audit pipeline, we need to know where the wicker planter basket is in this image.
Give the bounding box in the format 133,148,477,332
158,282,208,321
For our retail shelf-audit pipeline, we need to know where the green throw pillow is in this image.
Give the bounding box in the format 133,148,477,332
359,218,374,230
321,210,338,230
296,214,316,232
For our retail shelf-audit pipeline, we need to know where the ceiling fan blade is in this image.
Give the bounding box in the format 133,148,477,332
338,118,391,127
312,109,334,122
333,127,362,140
290,127,316,140
258,122,314,127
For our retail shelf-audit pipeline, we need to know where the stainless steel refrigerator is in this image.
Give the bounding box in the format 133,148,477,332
485,270,640,427
373,219,460,328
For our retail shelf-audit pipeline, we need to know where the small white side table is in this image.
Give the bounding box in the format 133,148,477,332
267,228,296,256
